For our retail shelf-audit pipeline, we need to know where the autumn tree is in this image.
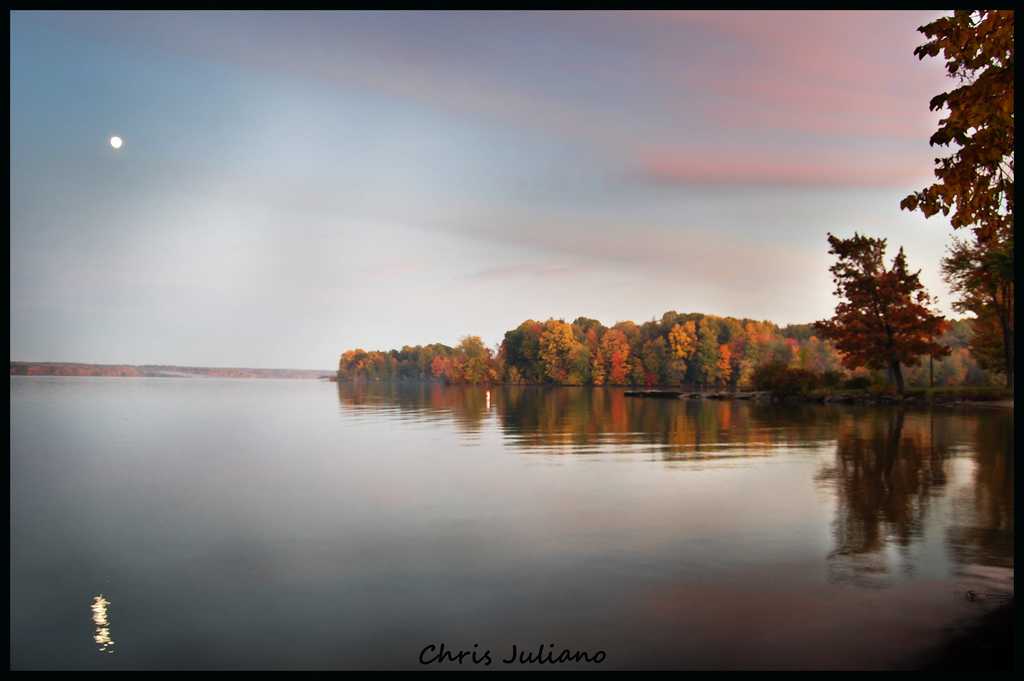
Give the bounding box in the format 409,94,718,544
694,318,721,390
901,10,1014,389
600,328,632,385
641,337,669,386
569,317,602,386
630,355,648,386
667,321,697,385
942,234,1014,387
590,348,607,386
572,317,605,346
717,344,733,388
567,345,593,385
814,233,949,394
964,307,1011,378
456,335,496,385
901,10,1013,242
539,320,582,384
502,320,545,383
736,321,771,388
431,355,451,382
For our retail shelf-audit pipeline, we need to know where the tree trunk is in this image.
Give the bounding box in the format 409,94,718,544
997,281,1013,392
891,361,905,395
1000,305,1013,392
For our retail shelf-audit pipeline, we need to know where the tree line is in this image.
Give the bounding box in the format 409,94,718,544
337,313,999,389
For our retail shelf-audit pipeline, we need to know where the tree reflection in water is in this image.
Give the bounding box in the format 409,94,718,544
946,410,1014,575
338,382,843,457
813,408,1013,590
337,383,1013,590
816,410,942,586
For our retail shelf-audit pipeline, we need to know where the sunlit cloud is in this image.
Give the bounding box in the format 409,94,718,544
637,148,935,188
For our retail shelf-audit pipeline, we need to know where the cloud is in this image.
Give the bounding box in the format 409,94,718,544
636,148,935,188
27,11,953,166
671,11,950,141
467,263,576,281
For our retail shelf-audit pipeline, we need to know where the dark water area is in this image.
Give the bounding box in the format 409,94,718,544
10,378,1014,669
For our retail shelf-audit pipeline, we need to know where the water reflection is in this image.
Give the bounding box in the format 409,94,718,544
91,595,115,654
337,383,842,457
8,379,1014,669
336,383,1014,591
816,411,949,586
816,408,1013,592
946,411,1015,576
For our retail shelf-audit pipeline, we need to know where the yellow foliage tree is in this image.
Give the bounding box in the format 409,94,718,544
539,320,580,383
668,321,697,383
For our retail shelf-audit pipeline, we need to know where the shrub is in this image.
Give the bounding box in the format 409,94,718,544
751,362,821,395
822,370,844,388
842,376,872,390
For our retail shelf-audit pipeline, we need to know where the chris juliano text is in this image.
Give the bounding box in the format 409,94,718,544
419,642,608,667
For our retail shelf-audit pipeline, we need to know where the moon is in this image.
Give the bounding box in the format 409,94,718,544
109,136,123,150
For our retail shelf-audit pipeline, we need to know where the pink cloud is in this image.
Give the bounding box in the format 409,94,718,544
701,76,942,139
38,12,955,187
638,148,934,187
649,11,950,141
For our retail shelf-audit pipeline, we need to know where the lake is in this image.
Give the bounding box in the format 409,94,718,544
9,377,1014,669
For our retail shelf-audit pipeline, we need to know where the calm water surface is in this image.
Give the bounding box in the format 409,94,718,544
10,378,1014,669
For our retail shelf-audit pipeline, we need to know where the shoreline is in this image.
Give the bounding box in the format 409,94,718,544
333,380,1014,408
914,600,1014,671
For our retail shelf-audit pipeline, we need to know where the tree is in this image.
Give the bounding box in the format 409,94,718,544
600,328,631,385
901,10,1014,390
900,10,1013,244
694,318,721,390
641,337,669,386
539,320,580,384
431,355,451,382
736,321,773,388
456,335,496,385
717,344,733,388
667,321,697,384
942,233,1014,387
630,355,648,386
572,317,605,346
814,233,949,394
502,320,544,383
966,310,1010,378
567,344,592,386
590,348,606,386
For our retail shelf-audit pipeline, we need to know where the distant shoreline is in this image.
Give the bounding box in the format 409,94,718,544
9,362,334,379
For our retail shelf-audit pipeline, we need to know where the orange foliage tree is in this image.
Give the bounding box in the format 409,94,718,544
901,10,1014,391
717,344,733,388
600,328,632,385
814,233,949,394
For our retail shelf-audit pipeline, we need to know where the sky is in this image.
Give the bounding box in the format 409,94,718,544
10,10,958,370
